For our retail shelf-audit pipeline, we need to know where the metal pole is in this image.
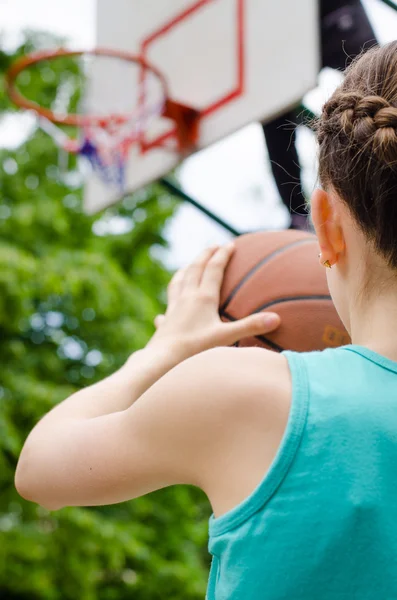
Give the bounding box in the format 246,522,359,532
160,177,243,237
379,0,397,12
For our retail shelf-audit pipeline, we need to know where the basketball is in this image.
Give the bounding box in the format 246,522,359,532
220,230,350,352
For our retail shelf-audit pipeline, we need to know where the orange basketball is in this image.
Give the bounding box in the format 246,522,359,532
220,230,350,352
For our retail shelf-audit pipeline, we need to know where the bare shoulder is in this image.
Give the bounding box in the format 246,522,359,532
185,345,291,410
178,346,292,516
181,345,290,388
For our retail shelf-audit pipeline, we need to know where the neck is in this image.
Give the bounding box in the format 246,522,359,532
349,284,397,361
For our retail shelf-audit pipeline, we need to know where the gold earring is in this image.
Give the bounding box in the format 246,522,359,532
318,253,332,269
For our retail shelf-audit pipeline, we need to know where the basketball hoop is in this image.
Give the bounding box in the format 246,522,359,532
5,47,201,190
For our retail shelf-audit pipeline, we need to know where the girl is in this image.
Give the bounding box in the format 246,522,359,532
16,41,397,598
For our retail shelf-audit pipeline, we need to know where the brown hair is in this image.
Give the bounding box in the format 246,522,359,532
317,41,397,267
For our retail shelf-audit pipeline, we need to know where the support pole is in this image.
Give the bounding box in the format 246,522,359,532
160,177,242,237
379,0,397,12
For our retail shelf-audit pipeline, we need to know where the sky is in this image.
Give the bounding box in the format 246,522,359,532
1,0,397,268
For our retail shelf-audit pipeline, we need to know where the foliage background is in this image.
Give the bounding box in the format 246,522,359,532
0,32,210,599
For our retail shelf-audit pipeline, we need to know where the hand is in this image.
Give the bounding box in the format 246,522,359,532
147,243,280,359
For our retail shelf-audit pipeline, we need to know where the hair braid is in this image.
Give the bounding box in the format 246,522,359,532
317,41,397,267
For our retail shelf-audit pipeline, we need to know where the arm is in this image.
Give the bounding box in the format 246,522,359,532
38,344,186,421
15,347,291,513
16,244,283,511
32,244,278,422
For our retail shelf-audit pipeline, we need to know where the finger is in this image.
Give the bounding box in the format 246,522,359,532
154,315,165,329
167,268,185,304
222,312,280,346
200,243,235,300
182,246,219,291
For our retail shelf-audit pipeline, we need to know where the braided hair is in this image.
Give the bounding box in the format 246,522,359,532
317,41,397,267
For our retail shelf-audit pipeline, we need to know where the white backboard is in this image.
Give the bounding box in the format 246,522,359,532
84,0,319,213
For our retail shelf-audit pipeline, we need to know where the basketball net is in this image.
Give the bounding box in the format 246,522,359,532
6,48,200,193
64,98,166,190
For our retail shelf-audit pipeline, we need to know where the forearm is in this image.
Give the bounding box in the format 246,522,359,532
15,343,187,508
41,344,184,422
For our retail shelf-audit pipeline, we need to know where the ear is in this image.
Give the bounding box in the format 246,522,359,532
311,188,345,267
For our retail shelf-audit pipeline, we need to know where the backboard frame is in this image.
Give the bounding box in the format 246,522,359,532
138,0,244,154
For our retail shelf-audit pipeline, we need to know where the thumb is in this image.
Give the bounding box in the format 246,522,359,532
223,312,280,345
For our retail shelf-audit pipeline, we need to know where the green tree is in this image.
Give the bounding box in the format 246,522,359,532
0,33,210,600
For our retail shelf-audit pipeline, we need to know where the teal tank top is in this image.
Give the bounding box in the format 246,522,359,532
207,345,397,599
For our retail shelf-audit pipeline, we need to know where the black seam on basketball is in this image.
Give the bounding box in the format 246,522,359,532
221,310,284,352
254,334,284,353
221,295,333,353
251,294,332,313
220,237,315,312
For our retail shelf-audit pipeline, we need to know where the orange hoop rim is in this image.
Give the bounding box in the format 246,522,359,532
5,47,170,128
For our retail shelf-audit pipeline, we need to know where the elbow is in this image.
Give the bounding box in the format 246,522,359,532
15,451,63,511
15,448,35,501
